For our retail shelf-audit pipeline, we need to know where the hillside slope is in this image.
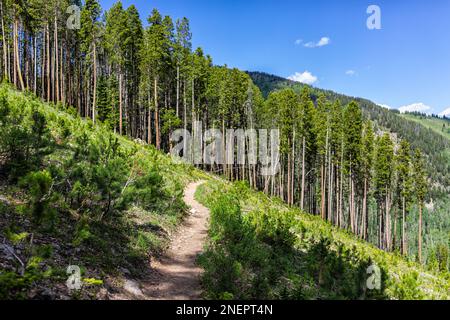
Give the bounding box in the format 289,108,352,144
400,113,450,177
0,84,205,299
401,113,450,142
248,71,450,263
196,180,450,300
1,86,449,300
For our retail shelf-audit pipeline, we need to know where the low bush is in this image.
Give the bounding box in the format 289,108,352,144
196,180,450,300
19,170,57,228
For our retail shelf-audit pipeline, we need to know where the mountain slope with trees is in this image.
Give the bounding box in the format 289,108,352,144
401,112,450,142
248,71,450,263
196,179,450,300
0,83,203,299
248,72,449,191
1,0,449,299
0,85,448,300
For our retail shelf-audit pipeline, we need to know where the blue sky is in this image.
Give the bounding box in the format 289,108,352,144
100,0,450,115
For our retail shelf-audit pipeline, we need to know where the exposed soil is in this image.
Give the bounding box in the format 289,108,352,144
112,181,209,300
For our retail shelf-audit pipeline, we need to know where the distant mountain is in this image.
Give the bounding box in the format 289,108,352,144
401,112,450,144
247,71,450,195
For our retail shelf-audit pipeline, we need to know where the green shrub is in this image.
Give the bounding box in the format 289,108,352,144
391,271,425,300
73,216,92,246
0,98,53,180
0,252,51,299
19,170,57,228
200,179,444,299
248,208,296,248
0,84,195,299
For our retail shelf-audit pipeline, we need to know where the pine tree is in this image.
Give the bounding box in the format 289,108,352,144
80,0,101,122
361,120,374,240
10,0,25,90
105,1,127,134
273,89,298,203
314,94,330,219
343,101,363,233
124,5,143,138
413,148,427,263
329,100,344,227
0,0,443,261
0,0,9,81
141,9,171,149
298,87,316,212
374,133,394,250
396,139,412,255
175,17,192,119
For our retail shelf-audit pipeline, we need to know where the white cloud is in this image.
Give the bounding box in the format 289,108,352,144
345,70,356,76
439,107,450,117
398,102,432,114
294,39,303,45
317,37,330,46
287,71,318,85
304,37,330,48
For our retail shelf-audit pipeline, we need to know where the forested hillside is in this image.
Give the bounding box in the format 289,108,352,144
0,83,202,298
1,86,449,299
248,72,450,193
248,72,450,263
1,0,449,299
401,112,450,142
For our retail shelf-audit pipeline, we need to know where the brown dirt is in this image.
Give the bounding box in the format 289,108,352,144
113,181,209,300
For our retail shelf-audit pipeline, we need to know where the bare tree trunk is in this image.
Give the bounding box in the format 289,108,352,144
393,207,397,250
301,136,306,211
339,139,344,228
383,192,391,251
13,19,17,86
176,65,179,117
362,178,368,240
386,192,392,251
51,27,55,102
321,128,329,220
60,38,65,104
418,203,423,263
54,12,59,102
33,36,37,94
14,17,25,90
402,196,407,255
320,163,325,218
292,130,296,206
24,32,29,90
279,163,284,201
92,42,97,123
337,178,341,226
350,171,355,233
119,71,123,135
287,153,291,205
1,1,8,81
328,161,333,223
41,28,45,98
155,77,160,149
147,95,152,144
379,204,383,249
46,23,50,101
183,80,188,159
191,78,196,164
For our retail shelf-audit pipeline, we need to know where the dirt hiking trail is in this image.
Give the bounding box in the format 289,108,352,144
114,181,209,300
